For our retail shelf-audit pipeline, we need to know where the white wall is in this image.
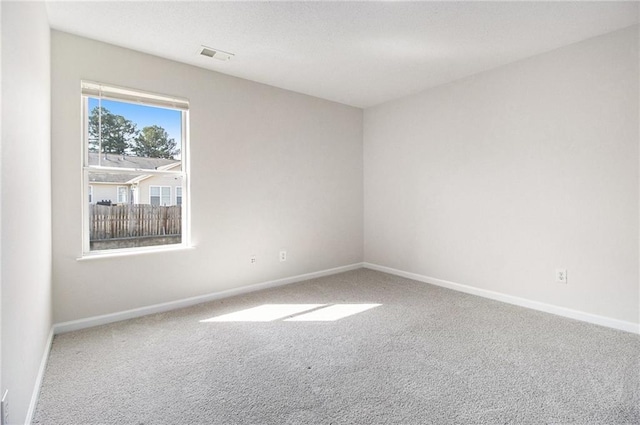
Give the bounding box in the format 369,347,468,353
139,175,184,206
51,31,363,323
0,0,3,415
364,26,639,325
1,2,52,424
90,183,118,205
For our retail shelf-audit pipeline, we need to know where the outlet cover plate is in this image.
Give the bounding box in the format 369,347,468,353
556,269,567,283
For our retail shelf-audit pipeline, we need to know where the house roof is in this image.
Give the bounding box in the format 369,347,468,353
88,153,181,184
89,153,180,169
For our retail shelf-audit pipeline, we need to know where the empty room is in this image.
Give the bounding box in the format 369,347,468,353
1,1,639,424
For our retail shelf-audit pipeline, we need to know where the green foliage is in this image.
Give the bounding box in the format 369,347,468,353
88,106,178,160
88,106,138,154
131,125,180,159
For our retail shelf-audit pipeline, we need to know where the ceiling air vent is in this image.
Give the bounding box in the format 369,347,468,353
200,46,234,61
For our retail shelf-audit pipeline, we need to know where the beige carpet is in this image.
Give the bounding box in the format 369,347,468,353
34,269,640,424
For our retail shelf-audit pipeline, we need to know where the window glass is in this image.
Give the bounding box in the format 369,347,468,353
150,186,171,206
117,186,128,204
82,82,188,253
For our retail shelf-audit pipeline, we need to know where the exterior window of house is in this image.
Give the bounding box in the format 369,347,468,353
82,81,189,255
117,186,128,204
150,186,171,206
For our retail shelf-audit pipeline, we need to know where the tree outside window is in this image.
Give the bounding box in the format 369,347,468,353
82,81,188,254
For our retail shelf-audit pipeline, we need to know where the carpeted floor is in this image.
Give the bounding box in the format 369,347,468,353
34,269,640,424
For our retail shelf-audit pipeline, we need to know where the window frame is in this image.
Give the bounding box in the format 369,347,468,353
117,186,128,204
176,186,182,206
149,185,172,206
81,81,190,257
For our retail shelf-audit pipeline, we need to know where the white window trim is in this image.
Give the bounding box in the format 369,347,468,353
81,81,190,257
117,186,128,204
149,185,172,206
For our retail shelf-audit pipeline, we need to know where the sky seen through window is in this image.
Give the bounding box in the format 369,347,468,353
88,98,182,158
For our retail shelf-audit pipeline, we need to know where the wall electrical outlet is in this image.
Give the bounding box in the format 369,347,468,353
279,250,287,262
1,390,9,425
556,269,567,284
250,255,257,264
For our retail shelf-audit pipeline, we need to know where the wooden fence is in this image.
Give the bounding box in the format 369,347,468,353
90,204,181,241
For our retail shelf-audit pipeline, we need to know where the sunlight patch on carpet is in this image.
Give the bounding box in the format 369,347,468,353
200,303,382,322
200,304,325,322
284,304,382,321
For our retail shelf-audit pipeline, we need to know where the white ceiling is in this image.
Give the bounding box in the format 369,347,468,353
45,1,639,108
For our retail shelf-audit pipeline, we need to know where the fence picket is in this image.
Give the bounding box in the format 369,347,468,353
90,204,181,241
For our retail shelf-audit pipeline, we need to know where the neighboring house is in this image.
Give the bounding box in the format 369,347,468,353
88,153,182,206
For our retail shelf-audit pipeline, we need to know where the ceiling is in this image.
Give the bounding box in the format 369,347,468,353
45,1,639,108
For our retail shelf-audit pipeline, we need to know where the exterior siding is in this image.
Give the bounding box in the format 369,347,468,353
91,175,183,206
139,175,183,206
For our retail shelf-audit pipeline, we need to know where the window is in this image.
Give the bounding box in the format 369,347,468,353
150,186,171,206
82,81,189,254
117,186,128,204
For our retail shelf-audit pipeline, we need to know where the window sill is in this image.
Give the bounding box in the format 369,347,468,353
77,244,195,261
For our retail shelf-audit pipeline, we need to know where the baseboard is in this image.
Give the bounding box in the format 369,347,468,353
53,262,364,334
363,262,640,335
25,327,54,425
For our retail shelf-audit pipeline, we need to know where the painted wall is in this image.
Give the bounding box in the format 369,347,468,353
90,183,119,205
0,0,3,417
1,2,52,424
51,31,363,323
364,26,639,325
139,175,183,206
90,178,184,207
91,181,183,207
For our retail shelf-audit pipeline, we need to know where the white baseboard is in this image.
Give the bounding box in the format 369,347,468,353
363,262,640,335
25,327,54,425
27,262,638,424
53,262,364,334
